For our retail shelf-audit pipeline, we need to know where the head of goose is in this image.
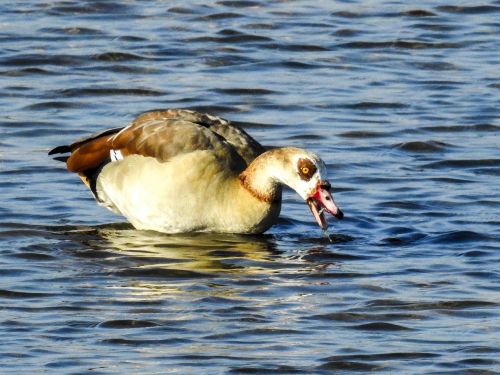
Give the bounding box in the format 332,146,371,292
245,147,343,230
282,151,343,229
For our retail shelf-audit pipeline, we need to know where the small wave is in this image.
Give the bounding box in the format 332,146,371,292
0,289,53,299
332,9,439,19
2,53,83,67
300,249,366,262
278,61,317,69
117,35,149,42
343,101,408,109
87,65,159,74
377,201,425,210
423,123,499,133
460,347,500,354
323,352,439,362
196,12,244,21
206,327,303,340
189,105,242,114
338,130,387,138
48,2,134,15
331,11,365,18
367,299,498,310
395,140,450,153
231,365,306,373
271,44,330,52
286,134,323,140
101,337,191,346
24,101,83,110
204,55,258,67
98,319,160,329
460,250,490,258
464,271,499,280
436,5,500,14
413,61,459,71
93,52,149,62
189,34,272,44
114,267,214,279
306,271,366,279
0,67,56,77
10,252,56,261
215,29,241,36
213,88,276,95
39,27,104,35
457,358,499,366
334,28,361,37
309,311,425,322
381,233,427,247
429,177,474,184
431,230,494,243
339,40,462,49
318,361,385,371
289,233,355,245
418,80,464,87
412,23,460,32
168,7,199,14
351,322,412,331
403,9,437,17
56,87,164,97
244,22,278,30
422,159,500,169
217,0,261,8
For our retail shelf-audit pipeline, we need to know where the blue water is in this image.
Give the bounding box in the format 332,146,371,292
1,1,499,373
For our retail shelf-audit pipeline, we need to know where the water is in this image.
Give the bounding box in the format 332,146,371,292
1,0,499,373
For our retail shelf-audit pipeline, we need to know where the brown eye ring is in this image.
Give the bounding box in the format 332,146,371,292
297,158,317,181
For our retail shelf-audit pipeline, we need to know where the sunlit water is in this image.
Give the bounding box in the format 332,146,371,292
1,1,499,373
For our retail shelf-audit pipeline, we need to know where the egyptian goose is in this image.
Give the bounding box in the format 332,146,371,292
49,109,343,234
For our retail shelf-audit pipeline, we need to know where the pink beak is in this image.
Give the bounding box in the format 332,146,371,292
306,181,343,229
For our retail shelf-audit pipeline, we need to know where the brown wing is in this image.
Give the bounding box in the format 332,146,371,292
50,109,262,174
109,118,246,170
48,127,123,173
122,109,264,164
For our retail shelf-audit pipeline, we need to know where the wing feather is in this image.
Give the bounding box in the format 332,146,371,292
51,109,264,174
123,109,264,164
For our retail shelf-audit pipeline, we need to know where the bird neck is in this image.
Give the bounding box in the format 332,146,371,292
238,149,286,203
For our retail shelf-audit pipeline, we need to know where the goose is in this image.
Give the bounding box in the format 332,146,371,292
49,109,343,234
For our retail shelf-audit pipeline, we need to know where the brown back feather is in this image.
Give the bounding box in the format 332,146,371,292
52,108,265,174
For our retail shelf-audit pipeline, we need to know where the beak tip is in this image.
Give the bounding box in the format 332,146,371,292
335,208,344,220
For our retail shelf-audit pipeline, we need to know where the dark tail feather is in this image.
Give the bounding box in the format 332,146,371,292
48,145,71,155
53,155,69,163
49,145,71,163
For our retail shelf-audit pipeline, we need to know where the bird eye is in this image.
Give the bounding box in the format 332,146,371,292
297,158,317,180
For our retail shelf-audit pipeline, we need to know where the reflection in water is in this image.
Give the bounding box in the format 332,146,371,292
78,223,279,271
58,223,285,298
55,223,357,300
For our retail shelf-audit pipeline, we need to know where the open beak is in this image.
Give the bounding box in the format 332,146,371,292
306,181,344,230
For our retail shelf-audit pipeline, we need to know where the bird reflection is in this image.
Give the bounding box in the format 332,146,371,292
61,222,281,273
55,222,352,299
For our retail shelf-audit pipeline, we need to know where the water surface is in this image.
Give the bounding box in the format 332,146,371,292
1,0,499,373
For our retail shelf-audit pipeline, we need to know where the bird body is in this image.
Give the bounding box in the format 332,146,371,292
50,109,343,234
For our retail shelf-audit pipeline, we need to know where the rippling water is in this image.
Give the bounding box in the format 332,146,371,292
1,0,499,373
